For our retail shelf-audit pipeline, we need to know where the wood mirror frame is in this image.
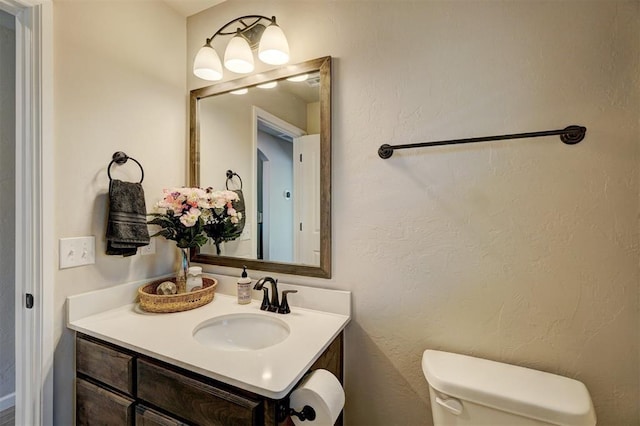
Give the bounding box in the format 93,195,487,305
189,56,331,278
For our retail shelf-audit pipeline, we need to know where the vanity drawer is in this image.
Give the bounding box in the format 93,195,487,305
76,378,135,426
77,335,135,396
137,358,263,426
135,405,188,426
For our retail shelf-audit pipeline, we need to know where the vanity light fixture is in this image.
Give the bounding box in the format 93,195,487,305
194,15,290,81
230,88,249,95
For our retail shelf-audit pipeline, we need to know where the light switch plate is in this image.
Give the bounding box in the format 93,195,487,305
59,236,96,269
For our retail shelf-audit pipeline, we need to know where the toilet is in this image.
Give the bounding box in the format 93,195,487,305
422,350,597,426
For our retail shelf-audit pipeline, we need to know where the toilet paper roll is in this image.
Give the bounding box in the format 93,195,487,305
289,369,345,426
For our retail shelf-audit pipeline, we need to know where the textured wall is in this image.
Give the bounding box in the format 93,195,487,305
52,1,186,424
0,9,15,404
189,1,640,424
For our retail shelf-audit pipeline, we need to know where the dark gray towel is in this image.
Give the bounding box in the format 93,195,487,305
228,189,246,239
106,179,150,256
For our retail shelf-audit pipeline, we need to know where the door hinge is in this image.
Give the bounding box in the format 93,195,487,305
299,153,303,162
26,293,34,309
299,222,303,231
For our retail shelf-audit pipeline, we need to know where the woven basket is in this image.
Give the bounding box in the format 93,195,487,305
138,277,217,313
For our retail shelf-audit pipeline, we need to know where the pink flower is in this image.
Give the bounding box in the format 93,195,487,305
184,188,208,207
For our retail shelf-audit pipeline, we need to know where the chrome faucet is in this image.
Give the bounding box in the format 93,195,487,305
253,277,297,314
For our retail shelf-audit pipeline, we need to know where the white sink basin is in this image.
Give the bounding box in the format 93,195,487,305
193,313,290,351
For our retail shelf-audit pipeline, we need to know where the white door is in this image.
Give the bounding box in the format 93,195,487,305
293,134,320,265
0,1,54,425
0,7,16,419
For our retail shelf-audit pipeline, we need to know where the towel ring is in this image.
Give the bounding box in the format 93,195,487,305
108,151,144,183
226,170,243,190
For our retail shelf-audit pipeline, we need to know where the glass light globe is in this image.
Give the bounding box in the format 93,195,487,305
193,44,223,81
287,74,308,82
257,81,278,89
258,19,289,65
224,33,254,74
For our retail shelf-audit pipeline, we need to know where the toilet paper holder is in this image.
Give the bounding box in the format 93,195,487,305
276,401,316,423
279,368,344,424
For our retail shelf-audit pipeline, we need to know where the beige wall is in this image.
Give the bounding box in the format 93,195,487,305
189,1,640,424
52,1,186,424
51,0,639,425
307,102,320,135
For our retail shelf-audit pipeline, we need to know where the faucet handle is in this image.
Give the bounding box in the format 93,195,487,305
278,290,298,314
259,288,270,311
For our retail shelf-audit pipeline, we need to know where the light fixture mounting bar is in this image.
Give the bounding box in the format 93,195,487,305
206,15,275,48
377,125,586,159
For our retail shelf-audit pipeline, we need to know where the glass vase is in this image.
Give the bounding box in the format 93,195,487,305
176,247,189,293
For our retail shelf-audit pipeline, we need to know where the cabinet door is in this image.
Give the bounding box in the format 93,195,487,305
135,405,188,426
137,359,263,426
76,378,135,426
77,335,135,395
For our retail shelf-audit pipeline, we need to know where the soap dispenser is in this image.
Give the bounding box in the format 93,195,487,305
237,266,252,305
186,266,203,292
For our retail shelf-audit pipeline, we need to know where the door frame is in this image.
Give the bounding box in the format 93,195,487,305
252,107,305,261
0,0,53,424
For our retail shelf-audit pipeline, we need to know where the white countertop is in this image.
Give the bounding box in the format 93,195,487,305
67,275,350,399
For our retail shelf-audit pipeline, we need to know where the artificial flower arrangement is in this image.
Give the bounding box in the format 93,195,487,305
147,186,243,293
147,186,242,250
202,192,246,255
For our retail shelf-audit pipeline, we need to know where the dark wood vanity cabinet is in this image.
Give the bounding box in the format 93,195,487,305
75,333,344,426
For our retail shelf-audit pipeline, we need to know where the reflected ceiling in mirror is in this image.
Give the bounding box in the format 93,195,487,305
190,57,331,278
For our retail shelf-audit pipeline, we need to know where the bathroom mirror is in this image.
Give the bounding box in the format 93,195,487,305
189,56,331,278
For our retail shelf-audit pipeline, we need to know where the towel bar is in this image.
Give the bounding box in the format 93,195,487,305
378,125,586,159
226,169,243,190
108,151,144,183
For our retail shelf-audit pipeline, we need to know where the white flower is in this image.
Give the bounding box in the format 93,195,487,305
207,190,239,209
179,207,201,227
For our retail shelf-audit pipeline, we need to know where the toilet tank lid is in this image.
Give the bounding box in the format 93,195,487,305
422,350,596,426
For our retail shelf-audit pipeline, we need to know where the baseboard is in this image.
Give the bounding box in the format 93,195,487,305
0,393,15,412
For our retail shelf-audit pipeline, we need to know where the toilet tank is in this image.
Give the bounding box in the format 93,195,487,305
422,350,596,426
